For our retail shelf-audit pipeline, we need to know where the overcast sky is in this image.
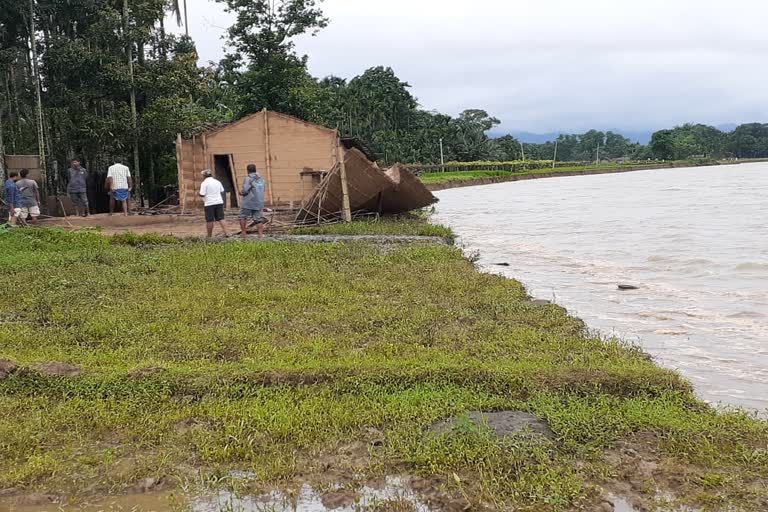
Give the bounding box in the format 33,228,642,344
170,0,768,133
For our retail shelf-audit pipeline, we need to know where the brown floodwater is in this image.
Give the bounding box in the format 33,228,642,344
433,163,768,411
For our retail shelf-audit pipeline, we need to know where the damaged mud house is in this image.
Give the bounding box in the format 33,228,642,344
176,109,437,222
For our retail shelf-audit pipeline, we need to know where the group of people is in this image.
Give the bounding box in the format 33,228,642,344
199,163,267,239
3,158,134,224
4,158,266,238
3,169,41,224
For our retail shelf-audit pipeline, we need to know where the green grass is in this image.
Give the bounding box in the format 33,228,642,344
419,170,511,184
0,229,766,510
290,215,454,240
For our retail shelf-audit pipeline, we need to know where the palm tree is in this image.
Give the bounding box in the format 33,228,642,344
168,0,189,36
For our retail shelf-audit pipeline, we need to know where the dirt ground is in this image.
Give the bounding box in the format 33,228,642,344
39,210,295,237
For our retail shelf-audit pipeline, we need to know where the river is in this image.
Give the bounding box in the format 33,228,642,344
433,163,768,411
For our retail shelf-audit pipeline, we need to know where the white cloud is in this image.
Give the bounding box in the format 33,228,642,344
171,0,768,132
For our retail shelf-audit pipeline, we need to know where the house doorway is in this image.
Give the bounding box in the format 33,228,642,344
213,155,238,208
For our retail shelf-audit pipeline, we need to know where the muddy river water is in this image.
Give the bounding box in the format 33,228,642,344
434,163,768,411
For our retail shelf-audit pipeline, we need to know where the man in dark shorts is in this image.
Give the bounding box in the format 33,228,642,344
68,159,89,217
199,169,228,238
239,164,267,239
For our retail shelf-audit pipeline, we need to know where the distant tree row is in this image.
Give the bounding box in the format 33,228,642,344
649,123,768,160
1,0,765,202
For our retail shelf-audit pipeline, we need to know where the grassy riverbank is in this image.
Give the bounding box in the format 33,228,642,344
417,159,747,187
0,227,766,511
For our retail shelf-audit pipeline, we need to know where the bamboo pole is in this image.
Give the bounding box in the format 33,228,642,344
29,0,46,194
175,134,186,214
263,109,275,206
336,137,352,223
228,154,239,209
123,0,142,205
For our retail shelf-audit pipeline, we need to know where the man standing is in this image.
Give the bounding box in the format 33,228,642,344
199,169,228,238
239,164,267,239
106,160,133,216
68,159,89,217
16,169,41,225
3,171,21,224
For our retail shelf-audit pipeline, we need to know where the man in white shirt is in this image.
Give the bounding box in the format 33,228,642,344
106,161,133,216
199,169,228,238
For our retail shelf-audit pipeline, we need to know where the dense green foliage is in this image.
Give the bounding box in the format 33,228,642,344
0,229,766,510
0,0,229,198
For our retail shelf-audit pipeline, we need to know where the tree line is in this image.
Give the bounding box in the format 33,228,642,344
1,0,765,202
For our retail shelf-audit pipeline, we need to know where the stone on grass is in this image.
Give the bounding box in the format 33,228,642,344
31,362,81,377
431,411,555,440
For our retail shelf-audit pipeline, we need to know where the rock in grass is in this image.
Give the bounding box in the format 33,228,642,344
131,477,160,494
618,284,640,291
0,359,19,379
31,362,81,377
431,411,554,440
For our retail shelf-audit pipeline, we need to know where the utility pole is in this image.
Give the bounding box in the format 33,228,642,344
596,144,600,165
439,138,445,172
552,140,558,169
520,141,526,162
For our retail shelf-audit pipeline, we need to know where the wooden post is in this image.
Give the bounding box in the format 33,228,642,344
263,108,275,206
336,137,352,223
228,154,239,208
201,133,209,171
191,135,197,208
175,133,186,214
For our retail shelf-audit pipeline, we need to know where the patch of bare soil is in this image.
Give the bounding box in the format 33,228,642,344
30,361,81,377
595,431,766,512
431,410,555,440
0,359,19,379
127,366,166,380
40,211,292,237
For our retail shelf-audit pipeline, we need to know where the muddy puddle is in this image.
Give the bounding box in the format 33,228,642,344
608,493,701,512
1,476,429,512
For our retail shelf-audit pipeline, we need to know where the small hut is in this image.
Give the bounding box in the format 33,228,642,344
176,110,437,219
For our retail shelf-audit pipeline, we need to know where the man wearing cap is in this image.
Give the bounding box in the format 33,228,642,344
199,169,228,238
239,164,267,239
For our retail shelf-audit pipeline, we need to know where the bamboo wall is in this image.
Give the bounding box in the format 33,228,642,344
176,135,206,211
177,110,339,210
